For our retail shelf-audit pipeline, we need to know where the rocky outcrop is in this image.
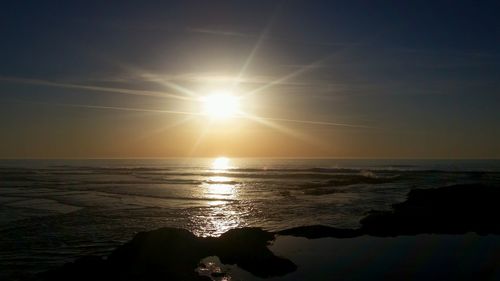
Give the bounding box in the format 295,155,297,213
38,183,500,280
359,183,500,236
278,225,362,238
280,184,500,238
37,228,296,281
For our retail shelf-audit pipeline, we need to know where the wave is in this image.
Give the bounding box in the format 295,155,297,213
2,164,499,178
298,174,401,189
2,169,497,187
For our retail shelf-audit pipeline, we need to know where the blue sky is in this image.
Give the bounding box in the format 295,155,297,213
0,0,499,158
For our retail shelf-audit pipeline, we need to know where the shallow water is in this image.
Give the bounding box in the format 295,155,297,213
194,234,500,281
266,234,500,280
1,158,499,279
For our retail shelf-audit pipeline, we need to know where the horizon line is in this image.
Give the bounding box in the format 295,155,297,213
0,157,499,161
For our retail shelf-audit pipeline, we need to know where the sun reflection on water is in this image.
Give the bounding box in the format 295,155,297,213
191,203,248,237
190,157,248,236
211,157,231,171
204,181,235,201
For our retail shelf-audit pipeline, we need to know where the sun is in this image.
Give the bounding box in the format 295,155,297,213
201,91,240,119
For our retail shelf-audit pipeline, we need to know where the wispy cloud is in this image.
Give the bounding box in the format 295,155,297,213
2,98,372,129
186,26,358,47
2,98,201,116
186,27,252,37
0,76,193,101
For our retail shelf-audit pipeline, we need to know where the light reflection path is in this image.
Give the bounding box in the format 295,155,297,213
190,158,248,237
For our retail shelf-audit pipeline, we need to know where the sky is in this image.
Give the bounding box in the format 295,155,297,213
0,0,499,158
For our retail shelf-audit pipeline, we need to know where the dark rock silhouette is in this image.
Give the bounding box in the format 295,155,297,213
37,183,500,280
360,183,500,236
37,228,296,281
278,225,362,238
280,184,500,238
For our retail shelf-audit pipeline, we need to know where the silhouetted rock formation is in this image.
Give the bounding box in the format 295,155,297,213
37,228,296,281
278,225,362,238
279,184,500,238
38,183,500,280
360,183,500,236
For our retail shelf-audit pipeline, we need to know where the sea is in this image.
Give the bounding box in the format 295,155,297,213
1,158,499,280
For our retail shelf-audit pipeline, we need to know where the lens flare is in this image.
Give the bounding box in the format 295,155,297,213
201,92,240,119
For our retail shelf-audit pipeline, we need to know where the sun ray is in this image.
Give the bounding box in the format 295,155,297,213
110,60,199,97
7,99,203,117
188,120,214,156
231,23,271,90
132,116,196,143
231,1,284,90
238,111,320,145
8,98,372,130
0,76,193,101
107,61,200,99
244,54,334,97
257,115,374,129
139,72,199,98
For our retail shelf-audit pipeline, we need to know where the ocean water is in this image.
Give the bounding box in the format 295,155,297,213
1,158,499,279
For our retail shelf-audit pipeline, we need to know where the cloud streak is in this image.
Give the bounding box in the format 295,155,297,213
3,98,371,129
0,76,193,101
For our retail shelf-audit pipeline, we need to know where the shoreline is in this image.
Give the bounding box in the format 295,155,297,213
33,183,500,281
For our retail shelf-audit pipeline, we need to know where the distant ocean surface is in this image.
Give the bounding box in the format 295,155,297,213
1,158,500,279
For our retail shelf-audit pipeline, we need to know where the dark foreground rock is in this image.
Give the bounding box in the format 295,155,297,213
37,228,296,281
38,183,500,280
279,183,500,238
360,183,500,236
278,225,362,238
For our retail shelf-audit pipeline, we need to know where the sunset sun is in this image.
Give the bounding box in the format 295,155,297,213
200,91,240,119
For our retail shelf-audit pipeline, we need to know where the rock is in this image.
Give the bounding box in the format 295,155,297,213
37,183,500,280
210,271,227,278
360,184,500,236
278,225,362,238
212,228,296,278
279,184,500,239
37,227,296,281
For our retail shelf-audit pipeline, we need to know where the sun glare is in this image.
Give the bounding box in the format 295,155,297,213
201,92,240,119
211,157,231,170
